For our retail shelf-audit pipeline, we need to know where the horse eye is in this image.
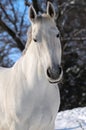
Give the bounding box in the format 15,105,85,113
56,34,60,38
33,38,37,42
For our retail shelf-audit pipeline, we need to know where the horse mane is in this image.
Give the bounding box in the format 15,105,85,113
22,26,32,55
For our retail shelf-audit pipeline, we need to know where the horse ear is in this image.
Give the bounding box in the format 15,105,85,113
29,6,37,22
47,2,55,18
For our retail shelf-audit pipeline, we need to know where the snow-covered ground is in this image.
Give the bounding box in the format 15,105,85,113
55,107,86,130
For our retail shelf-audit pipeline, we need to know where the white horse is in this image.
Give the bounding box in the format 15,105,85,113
0,2,63,130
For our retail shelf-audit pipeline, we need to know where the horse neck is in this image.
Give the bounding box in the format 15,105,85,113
18,43,43,87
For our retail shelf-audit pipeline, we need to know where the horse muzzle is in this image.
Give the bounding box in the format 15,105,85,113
47,65,63,84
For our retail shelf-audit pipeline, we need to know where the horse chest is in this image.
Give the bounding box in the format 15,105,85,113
14,83,60,130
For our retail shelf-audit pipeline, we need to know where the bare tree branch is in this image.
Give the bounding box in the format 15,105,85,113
61,36,86,41
57,2,86,20
9,0,18,32
19,7,27,36
0,18,24,51
25,0,31,7
0,2,14,24
32,0,40,13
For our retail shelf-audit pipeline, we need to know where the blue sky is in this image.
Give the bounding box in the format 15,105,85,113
9,0,30,62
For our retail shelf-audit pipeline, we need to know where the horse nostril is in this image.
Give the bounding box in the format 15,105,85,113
58,66,62,75
47,67,51,78
47,66,62,80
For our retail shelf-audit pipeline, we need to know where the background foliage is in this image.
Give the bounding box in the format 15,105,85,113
0,0,86,111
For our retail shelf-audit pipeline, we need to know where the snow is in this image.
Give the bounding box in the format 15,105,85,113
55,107,86,130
